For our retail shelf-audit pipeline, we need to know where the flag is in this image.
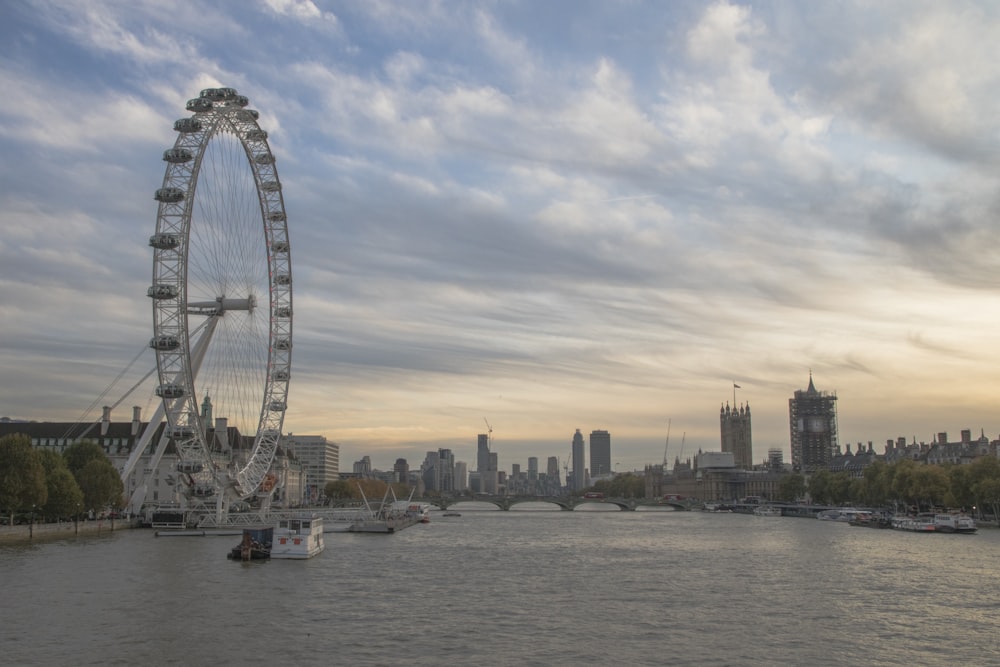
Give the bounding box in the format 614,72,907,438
733,383,741,388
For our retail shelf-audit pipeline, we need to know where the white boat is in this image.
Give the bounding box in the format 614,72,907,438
753,505,782,517
271,514,325,559
817,508,865,522
891,514,936,532
932,514,977,534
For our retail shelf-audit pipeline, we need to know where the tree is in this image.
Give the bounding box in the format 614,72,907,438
76,458,124,515
808,470,833,505
0,433,47,523
911,465,949,510
324,479,353,501
63,440,109,475
828,472,853,506
37,449,83,521
776,473,806,502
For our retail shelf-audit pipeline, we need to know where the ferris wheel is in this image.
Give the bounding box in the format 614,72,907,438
148,87,291,507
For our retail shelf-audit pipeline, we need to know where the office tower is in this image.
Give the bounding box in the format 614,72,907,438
477,433,490,472
454,461,468,491
547,456,559,484
284,434,340,502
353,455,372,475
789,372,838,472
393,457,409,484
720,403,753,470
589,429,611,477
438,448,455,492
571,429,586,491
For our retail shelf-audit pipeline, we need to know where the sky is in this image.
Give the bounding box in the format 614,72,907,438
2,0,1000,475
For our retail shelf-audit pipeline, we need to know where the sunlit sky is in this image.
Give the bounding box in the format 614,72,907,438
2,1,1000,475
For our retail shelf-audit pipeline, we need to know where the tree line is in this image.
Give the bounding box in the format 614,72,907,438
0,433,125,525
776,457,1000,517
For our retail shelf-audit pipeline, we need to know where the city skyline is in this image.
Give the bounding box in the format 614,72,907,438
3,2,1000,472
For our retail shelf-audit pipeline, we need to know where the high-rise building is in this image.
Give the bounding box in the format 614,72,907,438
789,373,838,472
454,461,468,491
571,429,586,491
477,433,490,472
393,458,409,484
720,403,752,470
438,448,455,492
285,434,340,500
589,429,612,477
547,456,560,484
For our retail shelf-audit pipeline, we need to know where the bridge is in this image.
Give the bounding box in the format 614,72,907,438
402,496,701,512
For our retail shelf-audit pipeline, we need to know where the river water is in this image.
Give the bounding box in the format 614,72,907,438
1,505,997,666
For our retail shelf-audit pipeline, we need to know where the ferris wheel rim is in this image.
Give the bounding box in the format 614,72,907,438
148,87,292,503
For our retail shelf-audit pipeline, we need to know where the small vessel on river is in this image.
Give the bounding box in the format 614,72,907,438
227,526,273,561
931,513,977,534
271,514,325,559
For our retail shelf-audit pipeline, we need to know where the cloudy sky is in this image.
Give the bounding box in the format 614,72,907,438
2,0,1000,475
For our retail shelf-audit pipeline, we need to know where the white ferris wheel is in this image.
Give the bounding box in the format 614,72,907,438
148,87,291,509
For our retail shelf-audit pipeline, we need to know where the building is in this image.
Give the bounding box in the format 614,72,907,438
353,455,372,476
284,434,339,502
789,373,838,472
571,429,586,492
589,429,612,478
0,408,306,510
720,403,752,470
393,458,409,484
547,456,560,487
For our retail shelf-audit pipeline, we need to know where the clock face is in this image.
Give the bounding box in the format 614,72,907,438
808,417,826,432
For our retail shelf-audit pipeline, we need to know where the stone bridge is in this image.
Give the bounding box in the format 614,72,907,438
407,496,699,511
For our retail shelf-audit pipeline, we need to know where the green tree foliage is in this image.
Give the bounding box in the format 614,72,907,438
76,458,124,515
63,440,109,475
0,433,47,522
776,473,806,501
807,469,832,505
37,449,84,521
591,473,645,498
324,479,353,500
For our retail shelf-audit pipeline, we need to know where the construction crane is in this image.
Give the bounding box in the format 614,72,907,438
483,417,493,450
678,432,686,461
662,418,672,467
562,454,570,489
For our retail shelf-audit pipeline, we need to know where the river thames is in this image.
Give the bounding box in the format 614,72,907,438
1,506,997,666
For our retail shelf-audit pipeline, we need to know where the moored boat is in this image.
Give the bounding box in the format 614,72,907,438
891,514,937,532
932,514,977,534
271,514,325,559
227,526,273,561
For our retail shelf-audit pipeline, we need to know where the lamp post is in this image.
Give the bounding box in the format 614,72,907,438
29,504,35,539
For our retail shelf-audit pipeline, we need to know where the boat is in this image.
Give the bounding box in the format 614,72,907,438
226,526,273,561
753,505,782,517
847,511,892,529
891,514,937,532
817,508,866,522
271,514,324,559
932,514,977,534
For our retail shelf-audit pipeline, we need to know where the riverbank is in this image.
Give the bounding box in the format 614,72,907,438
0,518,137,544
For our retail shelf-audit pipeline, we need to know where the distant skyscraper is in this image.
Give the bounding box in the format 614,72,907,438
393,457,409,484
527,456,538,480
477,433,490,472
789,372,838,472
720,403,752,470
547,456,560,485
571,429,586,491
589,429,612,477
